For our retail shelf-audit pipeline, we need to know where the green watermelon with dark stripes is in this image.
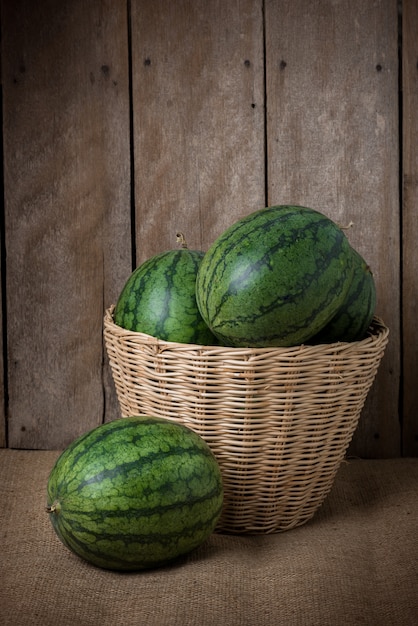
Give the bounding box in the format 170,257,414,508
309,247,376,344
114,244,217,345
46,416,223,571
196,205,355,347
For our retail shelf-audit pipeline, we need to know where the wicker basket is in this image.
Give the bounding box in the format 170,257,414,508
104,306,389,534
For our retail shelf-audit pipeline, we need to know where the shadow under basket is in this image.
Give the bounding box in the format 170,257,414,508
104,306,389,534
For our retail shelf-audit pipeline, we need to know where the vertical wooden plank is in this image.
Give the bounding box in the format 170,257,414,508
130,0,265,262
0,8,5,446
2,0,131,448
0,232,4,448
265,0,400,457
0,287,4,447
0,32,5,446
402,0,418,457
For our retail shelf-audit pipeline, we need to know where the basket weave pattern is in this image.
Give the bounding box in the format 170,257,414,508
104,306,389,534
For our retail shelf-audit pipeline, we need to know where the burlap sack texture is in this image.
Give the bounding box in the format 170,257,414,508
1,450,417,626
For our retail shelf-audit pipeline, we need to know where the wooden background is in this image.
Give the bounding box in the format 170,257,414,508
0,0,416,457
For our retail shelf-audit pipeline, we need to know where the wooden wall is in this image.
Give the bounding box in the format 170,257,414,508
0,0,416,457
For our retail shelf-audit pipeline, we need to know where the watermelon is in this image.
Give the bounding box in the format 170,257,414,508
196,205,355,347
114,239,217,345
309,247,376,344
46,416,223,571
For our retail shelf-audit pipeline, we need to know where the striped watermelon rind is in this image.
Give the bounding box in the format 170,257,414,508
309,247,376,344
114,248,218,345
196,205,355,347
46,416,224,571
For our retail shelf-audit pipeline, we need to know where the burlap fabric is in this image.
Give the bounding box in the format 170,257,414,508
1,450,417,626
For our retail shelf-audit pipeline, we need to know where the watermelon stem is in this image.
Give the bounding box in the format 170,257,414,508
176,232,188,248
338,220,354,230
46,501,60,515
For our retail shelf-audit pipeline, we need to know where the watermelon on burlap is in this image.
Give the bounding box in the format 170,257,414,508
46,416,224,571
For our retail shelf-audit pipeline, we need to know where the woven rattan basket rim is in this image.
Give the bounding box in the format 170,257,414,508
104,305,389,355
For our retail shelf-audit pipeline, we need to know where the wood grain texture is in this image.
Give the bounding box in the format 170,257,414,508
2,0,131,448
402,0,418,457
0,15,5,446
265,0,400,457
0,0,412,456
130,0,265,262
0,247,4,448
